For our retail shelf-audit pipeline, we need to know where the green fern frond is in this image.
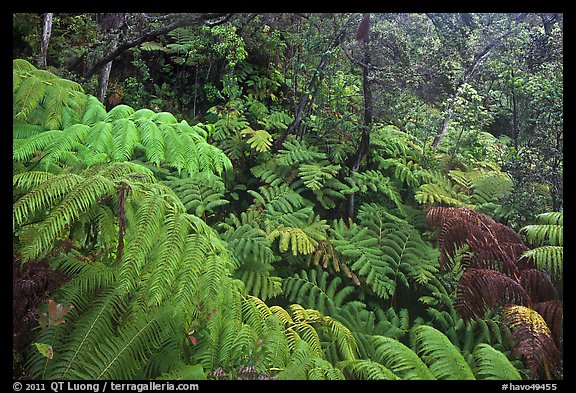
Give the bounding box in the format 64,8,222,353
338,359,399,380
298,161,341,191
13,170,55,193
13,130,63,162
472,344,522,380
241,127,273,152
111,118,140,161
471,173,514,205
234,263,282,301
533,212,563,226
268,225,318,256
410,324,475,380
220,223,276,265
13,171,83,229
520,225,563,247
331,221,397,299
248,184,306,214
344,170,402,208
81,96,108,125
277,139,327,166
20,173,117,261
105,104,135,122
378,158,421,189
145,207,192,306
27,289,127,379
13,72,47,123
283,269,355,316
370,335,434,380
277,340,343,380
13,122,46,139
85,306,181,380
135,117,165,165
259,317,291,370
156,364,206,380
520,246,563,279
165,173,229,218
39,124,90,169
415,183,472,207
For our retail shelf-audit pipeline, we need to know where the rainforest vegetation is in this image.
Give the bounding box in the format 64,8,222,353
12,12,563,381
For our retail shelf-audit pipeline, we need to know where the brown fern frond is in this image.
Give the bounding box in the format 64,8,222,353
454,268,531,321
518,269,558,304
532,301,563,349
503,305,561,379
427,206,489,230
428,207,526,275
438,216,470,270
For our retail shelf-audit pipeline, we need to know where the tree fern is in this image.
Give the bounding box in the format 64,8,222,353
370,335,435,380
15,163,154,262
220,221,276,263
298,160,341,191
283,268,355,316
472,343,522,380
415,182,472,207
338,359,399,380
409,324,475,380
331,220,392,299
13,60,86,128
241,127,273,152
502,305,561,379
520,212,563,247
276,340,344,380
277,139,327,166
85,306,183,380
13,61,232,177
234,261,282,301
519,212,563,279
248,184,306,214
164,173,229,219
377,157,422,190
343,170,402,209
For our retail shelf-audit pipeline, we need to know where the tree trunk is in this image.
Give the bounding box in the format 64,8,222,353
38,13,53,69
347,13,372,219
96,13,125,104
272,51,329,152
97,61,113,103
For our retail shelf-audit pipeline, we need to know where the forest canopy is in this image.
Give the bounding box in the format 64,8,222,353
13,12,562,381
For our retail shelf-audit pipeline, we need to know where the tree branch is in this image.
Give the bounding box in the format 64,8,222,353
82,13,233,81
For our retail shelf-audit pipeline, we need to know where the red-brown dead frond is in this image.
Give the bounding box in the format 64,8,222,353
454,268,531,321
428,207,526,275
532,301,563,350
427,206,490,230
502,305,561,379
519,269,559,304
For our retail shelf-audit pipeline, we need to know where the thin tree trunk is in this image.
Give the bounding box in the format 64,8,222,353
347,13,372,219
96,13,125,104
431,16,524,149
272,52,329,151
97,61,113,103
38,13,53,69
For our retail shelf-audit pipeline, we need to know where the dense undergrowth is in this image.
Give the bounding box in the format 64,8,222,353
12,57,563,381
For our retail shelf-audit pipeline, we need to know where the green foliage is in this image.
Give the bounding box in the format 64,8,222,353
519,212,563,279
13,61,232,177
283,268,355,316
14,12,562,379
331,219,436,302
164,173,229,219
240,127,273,152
